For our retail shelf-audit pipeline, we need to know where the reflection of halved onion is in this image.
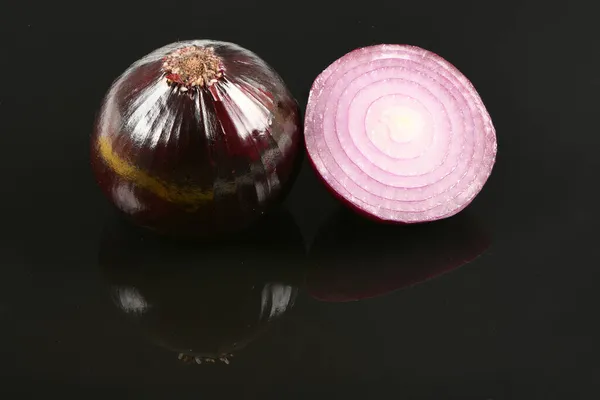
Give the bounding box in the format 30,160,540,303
306,210,491,302
305,44,497,223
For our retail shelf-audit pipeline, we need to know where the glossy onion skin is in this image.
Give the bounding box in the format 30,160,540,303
306,209,490,302
305,44,497,224
99,210,306,362
91,40,302,237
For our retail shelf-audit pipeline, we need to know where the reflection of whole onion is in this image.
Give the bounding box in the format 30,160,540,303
99,210,306,364
307,210,491,302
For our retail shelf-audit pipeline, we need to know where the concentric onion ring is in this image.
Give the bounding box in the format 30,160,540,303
305,44,497,223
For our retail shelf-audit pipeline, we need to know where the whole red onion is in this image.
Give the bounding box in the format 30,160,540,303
305,44,497,223
91,40,302,237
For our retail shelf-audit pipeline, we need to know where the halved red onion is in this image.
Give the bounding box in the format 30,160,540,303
305,44,497,223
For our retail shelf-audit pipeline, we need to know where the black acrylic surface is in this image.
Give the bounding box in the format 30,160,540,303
1,1,599,398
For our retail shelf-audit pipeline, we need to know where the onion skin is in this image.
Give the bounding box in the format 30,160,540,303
91,40,302,237
305,44,497,224
306,209,490,302
99,210,306,363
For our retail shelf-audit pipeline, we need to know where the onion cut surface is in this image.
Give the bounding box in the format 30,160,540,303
305,44,497,223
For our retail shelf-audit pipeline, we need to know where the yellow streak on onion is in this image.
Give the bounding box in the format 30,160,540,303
97,136,215,207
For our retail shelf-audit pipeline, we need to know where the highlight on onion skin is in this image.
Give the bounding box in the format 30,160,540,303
91,40,303,238
98,210,306,364
304,44,497,224
306,209,491,302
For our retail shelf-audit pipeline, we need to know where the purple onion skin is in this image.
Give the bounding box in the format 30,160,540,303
99,210,305,362
307,210,490,302
91,40,302,238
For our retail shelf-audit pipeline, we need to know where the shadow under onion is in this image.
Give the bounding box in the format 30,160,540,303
98,209,306,365
306,210,491,302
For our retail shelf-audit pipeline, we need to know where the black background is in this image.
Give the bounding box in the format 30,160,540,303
1,0,599,398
